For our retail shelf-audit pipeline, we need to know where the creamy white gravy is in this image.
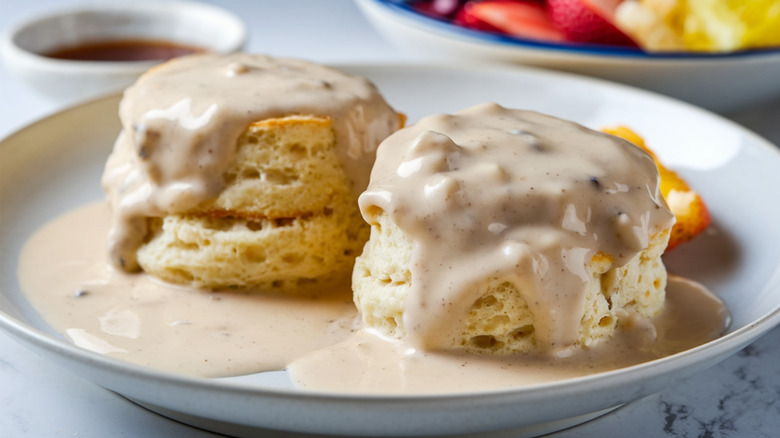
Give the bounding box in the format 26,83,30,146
290,275,728,394
359,103,676,354
19,203,357,377
102,53,399,271
19,202,728,392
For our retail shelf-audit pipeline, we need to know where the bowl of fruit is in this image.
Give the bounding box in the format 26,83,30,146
355,0,780,112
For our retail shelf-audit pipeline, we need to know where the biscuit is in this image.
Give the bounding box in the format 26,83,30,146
352,103,675,354
353,211,669,354
137,116,368,289
103,54,401,288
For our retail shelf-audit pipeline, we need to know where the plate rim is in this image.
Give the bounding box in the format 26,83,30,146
360,0,780,60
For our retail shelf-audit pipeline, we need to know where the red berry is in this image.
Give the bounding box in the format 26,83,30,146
411,0,464,19
453,2,505,32
461,0,566,42
547,0,636,46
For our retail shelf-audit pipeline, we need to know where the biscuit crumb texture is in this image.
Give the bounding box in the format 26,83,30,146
353,211,669,354
138,116,368,289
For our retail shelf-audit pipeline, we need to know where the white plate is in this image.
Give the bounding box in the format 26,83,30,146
1,63,780,437
355,0,780,113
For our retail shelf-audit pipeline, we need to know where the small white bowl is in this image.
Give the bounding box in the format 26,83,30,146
1,2,247,103
356,0,780,113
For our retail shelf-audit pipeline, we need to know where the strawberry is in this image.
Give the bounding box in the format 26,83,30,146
453,2,505,32
458,0,566,42
547,0,637,46
411,0,464,19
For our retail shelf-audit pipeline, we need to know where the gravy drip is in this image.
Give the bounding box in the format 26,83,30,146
18,202,728,391
289,275,729,394
102,53,400,270
359,103,676,354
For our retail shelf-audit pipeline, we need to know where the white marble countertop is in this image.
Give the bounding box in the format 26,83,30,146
1,1,779,437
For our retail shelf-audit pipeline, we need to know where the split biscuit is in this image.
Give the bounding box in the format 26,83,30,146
138,116,368,289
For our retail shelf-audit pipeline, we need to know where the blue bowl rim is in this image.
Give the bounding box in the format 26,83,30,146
373,0,780,60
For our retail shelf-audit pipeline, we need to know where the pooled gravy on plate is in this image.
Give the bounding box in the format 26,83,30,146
18,201,728,393
19,203,356,377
